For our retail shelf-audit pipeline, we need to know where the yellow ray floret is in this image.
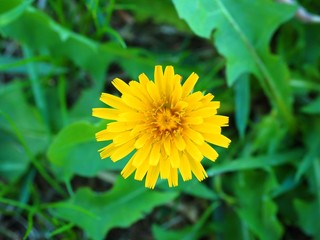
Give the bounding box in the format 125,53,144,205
92,65,231,189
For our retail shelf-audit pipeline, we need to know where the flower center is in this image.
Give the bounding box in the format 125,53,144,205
155,108,180,132
146,104,184,140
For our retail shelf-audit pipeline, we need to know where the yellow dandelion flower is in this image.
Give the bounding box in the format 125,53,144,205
92,65,231,189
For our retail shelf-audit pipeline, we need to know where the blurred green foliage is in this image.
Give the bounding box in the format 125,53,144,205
1,0,320,239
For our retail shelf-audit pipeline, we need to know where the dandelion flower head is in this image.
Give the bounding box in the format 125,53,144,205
92,66,231,188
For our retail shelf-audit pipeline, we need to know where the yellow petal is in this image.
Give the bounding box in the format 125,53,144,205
182,72,199,97
107,122,135,132
134,134,151,149
129,80,151,104
172,168,178,186
146,81,161,102
163,66,175,95
145,165,160,189
192,124,221,134
198,142,219,162
110,139,135,162
121,155,136,178
95,129,117,142
130,124,149,137
205,115,229,126
174,100,188,112
201,93,214,103
149,143,161,166
167,167,178,187
171,76,183,107
112,78,130,94
184,137,203,161
206,101,220,109
184,127,204,145
174,134,186,151
185,91,203,104
138,73,150,85
122,94,144,110
164,65,174,78
132,143,152,167
113,131,134,146
118,111,143,122
163,137,171,155
100,93,130,110
92,108,119,120
154,65,164,94
184,116,203,125
188,107,218,118
179,153,192,181
188,155,208,181
98,144,115,159
203,133,231,148
160,156,170,179
134,157,149,181
169,147,180,168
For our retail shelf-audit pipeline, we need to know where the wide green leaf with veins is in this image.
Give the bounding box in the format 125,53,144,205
50,177,178,240
172,0,296,125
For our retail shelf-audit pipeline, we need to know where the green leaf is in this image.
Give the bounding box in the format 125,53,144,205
251,113,289,154
271,175,297,198
234,74,250,138
206,149,303,176
301,96,320,114
85,0,99,18
0,56,66,75
234,171,282,240
172,0,296,125
295,120,320,182
116,0,189,32
0,0,33,27
47,121,126,181
153,203,217,240
0,6,157,120
152,225,192,240
0,82,49,182
173,179,218,200
0,6,156,80
0,81,49,156
294,199,320,238
0,131,29,182
0,6,107,79
215,205,245,240
50,177,178,240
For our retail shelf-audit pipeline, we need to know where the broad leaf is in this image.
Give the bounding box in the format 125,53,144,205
0,131,30,182
0,56,66,75
301,96,320,114
0,82,49,156
117,0,189,32
294,199,320,238
0,6,157,79
234,171,282,240
0,82,49,182
0,6,109,80
206,149,303,176
172,0,296,124
173,179,218,200
295,119,320,182
0,6,157,120
50,177,178,240
47,121,127,181
152,203,217,240
234,74,250,138
0,0,33,27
